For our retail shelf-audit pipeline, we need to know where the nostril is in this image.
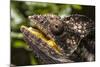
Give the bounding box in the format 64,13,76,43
55,25,58,28
41,21,44,23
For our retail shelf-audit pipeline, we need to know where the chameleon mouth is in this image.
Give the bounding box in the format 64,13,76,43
21,25,62,55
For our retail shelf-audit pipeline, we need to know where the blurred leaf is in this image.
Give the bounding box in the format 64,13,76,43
72,5,82,10
13,40,28,48
30,54,38,65
11,32,23,39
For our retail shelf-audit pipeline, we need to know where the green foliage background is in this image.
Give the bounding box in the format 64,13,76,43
11,1,95,66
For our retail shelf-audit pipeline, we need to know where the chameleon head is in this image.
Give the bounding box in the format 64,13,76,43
20,14,94,62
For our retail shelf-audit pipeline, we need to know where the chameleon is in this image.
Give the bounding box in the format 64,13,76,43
20,14,95,64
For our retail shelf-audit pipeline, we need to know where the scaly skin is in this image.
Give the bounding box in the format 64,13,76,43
20,14,95,64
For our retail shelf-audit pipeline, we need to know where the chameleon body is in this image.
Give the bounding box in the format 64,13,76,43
20,14,95,64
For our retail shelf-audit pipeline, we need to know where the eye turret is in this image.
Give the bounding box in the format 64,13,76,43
50,20,64,35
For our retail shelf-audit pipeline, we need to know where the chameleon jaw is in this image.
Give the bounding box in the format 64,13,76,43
20,25,62,55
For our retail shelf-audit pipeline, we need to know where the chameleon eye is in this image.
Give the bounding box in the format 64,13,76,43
50,21,64,35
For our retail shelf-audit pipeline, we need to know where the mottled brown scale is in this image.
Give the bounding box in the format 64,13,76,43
21,14,95,64
62,14,94,38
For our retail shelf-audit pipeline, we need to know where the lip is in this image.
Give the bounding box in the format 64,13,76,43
20,25,62,55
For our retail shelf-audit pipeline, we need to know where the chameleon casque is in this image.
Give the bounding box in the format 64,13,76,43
20,14,95,64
